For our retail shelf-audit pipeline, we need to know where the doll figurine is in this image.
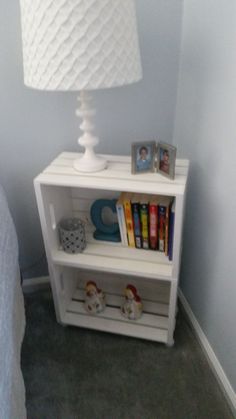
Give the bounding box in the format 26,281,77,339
121,284,143,320
84,281,106,314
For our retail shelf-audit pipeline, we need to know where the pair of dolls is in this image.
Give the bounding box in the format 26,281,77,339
84,281,143,320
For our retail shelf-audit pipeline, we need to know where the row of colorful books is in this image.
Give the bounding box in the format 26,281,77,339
116,192,175,260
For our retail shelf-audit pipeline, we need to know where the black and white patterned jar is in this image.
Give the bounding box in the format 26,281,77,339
58,218,86,254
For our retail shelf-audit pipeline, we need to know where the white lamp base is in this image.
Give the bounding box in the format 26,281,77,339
74,92,107,173
74,154,107,172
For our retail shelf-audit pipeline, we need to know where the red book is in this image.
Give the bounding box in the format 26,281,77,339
149,196,159,250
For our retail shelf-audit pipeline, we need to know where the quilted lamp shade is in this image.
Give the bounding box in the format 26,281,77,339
20,0,142,91
19,0,143,172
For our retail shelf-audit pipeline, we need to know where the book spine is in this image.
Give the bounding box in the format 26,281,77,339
165,203,170,256
158,205,166,252
132,202,142,249
168,202,175,261
149,203,158,250
123,197,135,247
140,203,149,249
116,202,128,246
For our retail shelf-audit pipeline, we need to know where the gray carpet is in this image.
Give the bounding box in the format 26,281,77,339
21,289,233,419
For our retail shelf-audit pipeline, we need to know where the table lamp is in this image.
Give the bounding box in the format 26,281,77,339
19,0,143,172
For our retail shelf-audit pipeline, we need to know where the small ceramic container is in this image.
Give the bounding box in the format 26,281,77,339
58,217,86,254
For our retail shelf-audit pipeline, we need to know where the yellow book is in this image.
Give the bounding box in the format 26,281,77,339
123,192,135,247
139,194,150,250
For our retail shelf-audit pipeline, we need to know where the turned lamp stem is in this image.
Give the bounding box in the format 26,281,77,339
73,91,107,172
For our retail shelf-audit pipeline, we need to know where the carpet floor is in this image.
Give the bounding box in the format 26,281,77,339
21,289,233,419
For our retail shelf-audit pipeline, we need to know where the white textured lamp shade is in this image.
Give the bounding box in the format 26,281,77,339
20,0,142,91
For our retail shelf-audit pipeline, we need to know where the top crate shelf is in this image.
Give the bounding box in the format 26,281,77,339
35,152,189,196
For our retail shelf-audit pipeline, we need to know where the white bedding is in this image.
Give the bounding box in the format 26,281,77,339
0,186,26,419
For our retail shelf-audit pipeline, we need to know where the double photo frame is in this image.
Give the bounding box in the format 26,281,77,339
131,141,177,179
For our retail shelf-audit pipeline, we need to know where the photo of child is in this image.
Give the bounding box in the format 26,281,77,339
159,148,170,174
157,142,176,179
136,146,151,172
131,141,155,174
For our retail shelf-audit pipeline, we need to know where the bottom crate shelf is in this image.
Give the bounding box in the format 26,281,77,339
52,267,173,343
62,284,170,343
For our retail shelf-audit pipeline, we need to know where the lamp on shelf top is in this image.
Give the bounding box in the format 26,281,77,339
19,0,143,172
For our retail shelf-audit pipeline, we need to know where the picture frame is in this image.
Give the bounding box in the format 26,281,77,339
156,142,176,179
131,141,156,174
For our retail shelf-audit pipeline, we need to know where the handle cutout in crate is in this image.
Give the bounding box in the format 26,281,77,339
49,204,57,230
90,199,121,242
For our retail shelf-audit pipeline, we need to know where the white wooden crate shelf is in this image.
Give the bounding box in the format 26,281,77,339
62,281,170,343
34,152,189,345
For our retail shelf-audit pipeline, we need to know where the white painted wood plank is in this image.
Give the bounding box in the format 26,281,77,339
58,231,171,266
71,189,120,200
72,198,119,214
63,311,168,343
72,204,118,225
79,235,171,265
38,152,189,197
43,164,187,186
73,289,169,316
75,271,170,303
68,300,168,329
35,173,186,196
60,267,78,314
51,248,173,280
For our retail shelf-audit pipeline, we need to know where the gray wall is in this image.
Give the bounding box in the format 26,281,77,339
174,0,236,392
0,0,183,278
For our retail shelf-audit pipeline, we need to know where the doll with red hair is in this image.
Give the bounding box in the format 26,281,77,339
84,281,106,314
121,284,143,320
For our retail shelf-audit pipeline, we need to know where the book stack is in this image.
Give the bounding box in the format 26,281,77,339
116,192,175,260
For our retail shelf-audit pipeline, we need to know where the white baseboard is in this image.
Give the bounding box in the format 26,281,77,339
22,276,50,293
22,276,236,416
178,288,236,417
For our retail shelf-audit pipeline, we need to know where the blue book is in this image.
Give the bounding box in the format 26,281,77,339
131,194,142,249
168,200,175,261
